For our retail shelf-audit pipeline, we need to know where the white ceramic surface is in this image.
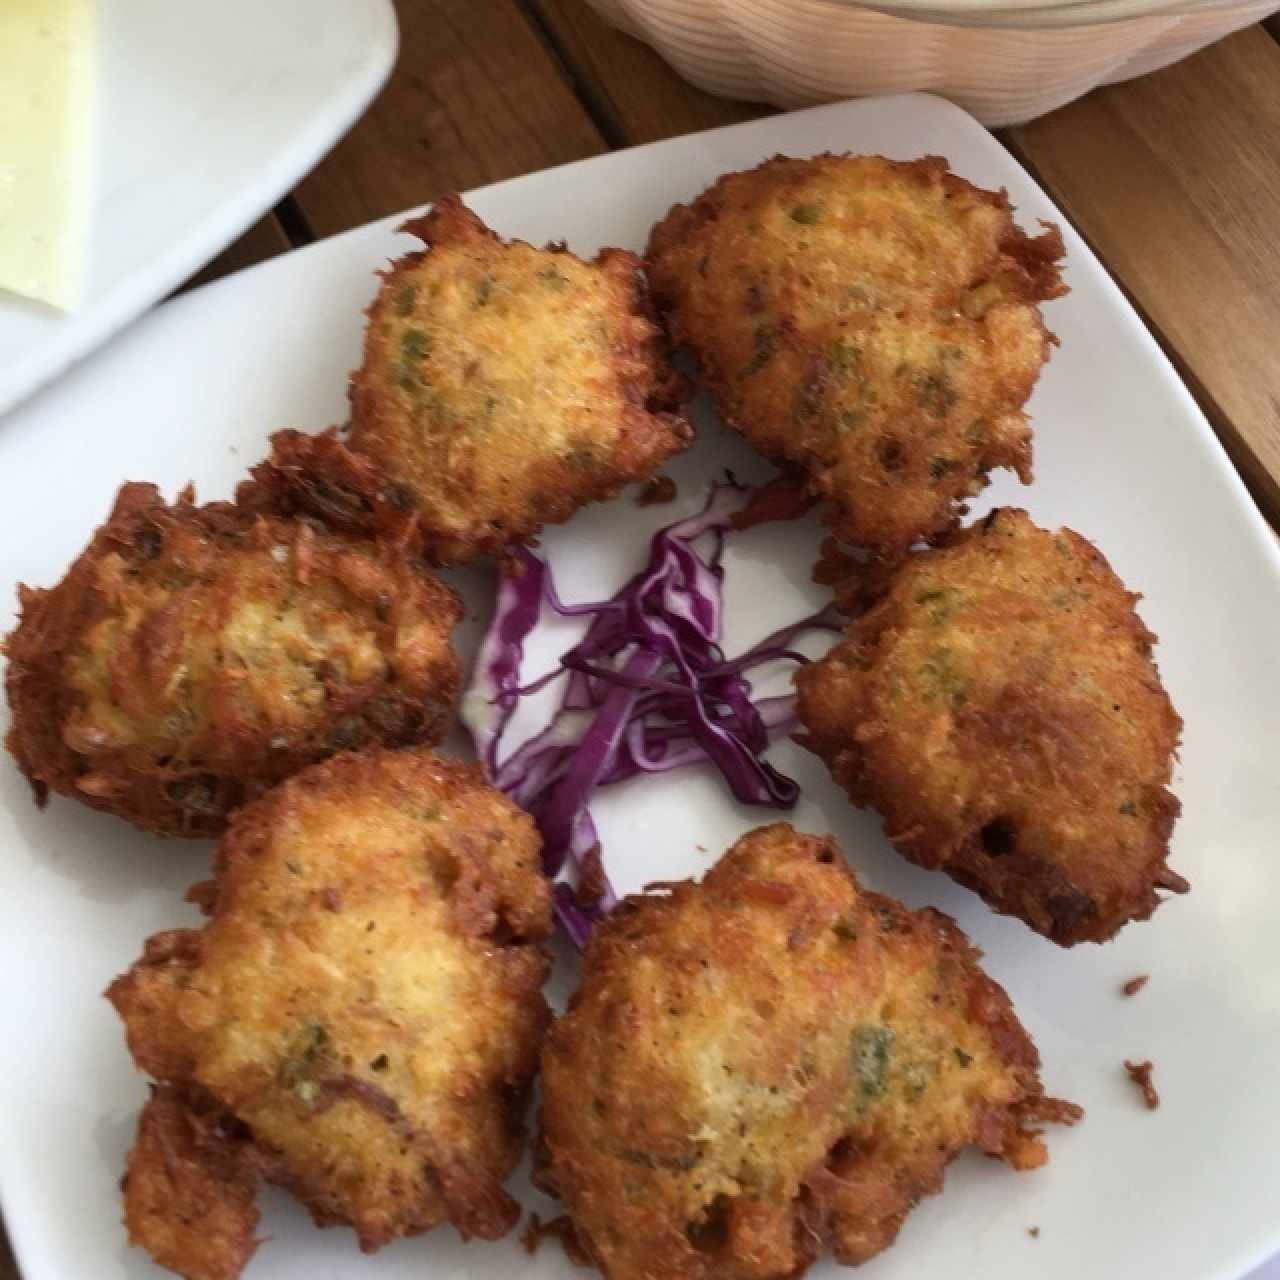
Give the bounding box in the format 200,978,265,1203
585,0,1277,124
1,94,1279,1280
0,0,399,418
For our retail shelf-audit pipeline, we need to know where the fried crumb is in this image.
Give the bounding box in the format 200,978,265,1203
521,1213,592,1265
575,843,608,909
1124,1059,1159,1109
636,475,678,507
521,1213,543,1255
1028,1226,1040,1238
1121,974,1149,997
728,469,815,530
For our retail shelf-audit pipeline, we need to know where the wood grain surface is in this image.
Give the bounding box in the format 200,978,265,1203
9,3,1278,1278
1005,24,1280,520
288,0,607,238
180,211,293,294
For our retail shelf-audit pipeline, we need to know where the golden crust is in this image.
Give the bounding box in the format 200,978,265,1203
242,195,691,564
4,482,463,836
645,154,1065,558
123,1085,260,1280
795,507,1187,945
537,823,1079,1280
108,748,553,1277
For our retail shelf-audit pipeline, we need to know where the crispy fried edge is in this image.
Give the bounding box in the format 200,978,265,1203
122,1085,261,1280
4,482,464,837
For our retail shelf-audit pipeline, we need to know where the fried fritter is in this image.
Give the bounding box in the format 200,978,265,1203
108,748,553,1279
537,823,1079,1280
4,482,462,836
242,194,691,564
646,154,1066,557
795,507,1187,945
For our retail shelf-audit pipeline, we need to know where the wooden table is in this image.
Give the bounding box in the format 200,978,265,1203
3,3,1278,1277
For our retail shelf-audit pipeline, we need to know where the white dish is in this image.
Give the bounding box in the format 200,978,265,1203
0,0,398,418
1,93,1279,1280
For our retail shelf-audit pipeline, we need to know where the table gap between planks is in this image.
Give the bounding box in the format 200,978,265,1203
3,3,1277,1277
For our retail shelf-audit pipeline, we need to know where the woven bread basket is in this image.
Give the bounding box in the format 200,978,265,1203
585,0,1277,125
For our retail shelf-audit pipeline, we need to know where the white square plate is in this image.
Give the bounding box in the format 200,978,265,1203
0,0,398,417
1,94,1278,1280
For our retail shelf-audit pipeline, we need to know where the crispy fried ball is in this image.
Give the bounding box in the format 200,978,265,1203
646,154,1066,558
108,748,553,1279
241,194,691,564
536,823,1079,1279
795,508,1187,945
4,483,462,836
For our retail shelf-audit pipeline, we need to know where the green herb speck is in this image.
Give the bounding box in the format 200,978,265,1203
394,284,417,316
790,203,823,225
920,648,968,702
829,339,860,374
740,327,777,379
915,372,957,419
851,1025,894,1101
400,328,431,361
832,917,860,942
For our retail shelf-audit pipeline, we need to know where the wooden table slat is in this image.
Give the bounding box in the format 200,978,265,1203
289,0,608,239
179,212,293,294
526,0,770,141
1005,24,1280,522
0,1220,16,1280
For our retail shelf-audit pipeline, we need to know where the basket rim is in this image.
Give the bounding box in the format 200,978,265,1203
812,0,1263,25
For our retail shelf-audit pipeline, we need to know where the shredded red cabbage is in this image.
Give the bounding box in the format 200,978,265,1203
460,478,841,945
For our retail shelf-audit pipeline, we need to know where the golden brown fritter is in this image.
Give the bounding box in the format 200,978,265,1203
241,194,691,564
537,823,1079,1280
108,748,553,1280
4,482,462,836
646,154,1066,558
795,507,1187,945
123,1085,260,1280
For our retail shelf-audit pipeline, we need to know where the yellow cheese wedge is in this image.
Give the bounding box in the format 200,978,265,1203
0,0,94,311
